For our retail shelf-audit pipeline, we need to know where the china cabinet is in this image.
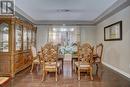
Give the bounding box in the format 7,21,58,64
0,16,37,77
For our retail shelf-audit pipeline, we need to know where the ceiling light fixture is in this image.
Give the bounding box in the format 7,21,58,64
57,9,71,12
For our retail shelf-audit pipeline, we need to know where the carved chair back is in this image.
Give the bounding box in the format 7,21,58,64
78,43,93,64
30,45,37,58
41,43,58,63
95,43,103,63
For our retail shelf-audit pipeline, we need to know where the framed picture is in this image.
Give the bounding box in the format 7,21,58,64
104,21,122,41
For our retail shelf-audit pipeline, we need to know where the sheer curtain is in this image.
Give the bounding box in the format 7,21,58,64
48,25,80,46
48,25,80,54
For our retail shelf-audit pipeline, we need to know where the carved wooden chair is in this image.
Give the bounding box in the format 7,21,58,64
74,43,94,80
52,44,63,71
30,45,42,73
93,43,103,63
72,42,80,70
82,43,91,49
93,43,103,68
41,44,61,81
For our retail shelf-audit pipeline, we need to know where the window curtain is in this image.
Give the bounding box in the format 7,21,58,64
48,25,80,46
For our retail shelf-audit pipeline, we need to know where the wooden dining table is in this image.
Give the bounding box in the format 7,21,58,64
58,55,64,70
58,54,78,70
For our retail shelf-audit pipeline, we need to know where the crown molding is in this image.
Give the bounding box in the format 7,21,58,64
94,0,130,24
35,20,95,26
15,6,35,24
15,0,130,25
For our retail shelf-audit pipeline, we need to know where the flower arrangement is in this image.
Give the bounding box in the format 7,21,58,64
59,45,77,55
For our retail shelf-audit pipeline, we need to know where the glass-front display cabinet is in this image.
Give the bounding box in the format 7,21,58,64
0,16,37,77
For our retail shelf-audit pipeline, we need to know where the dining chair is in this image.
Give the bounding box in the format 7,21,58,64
30,45,42,73
82,43,91,49
93,43,103,68
74,43,94,80
41,44,61,81
72,42,80,70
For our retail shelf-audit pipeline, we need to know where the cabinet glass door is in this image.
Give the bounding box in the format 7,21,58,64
0,23,9,52
32,30,35,46
15,24,22,51
28,29,31,49
23,27,28,50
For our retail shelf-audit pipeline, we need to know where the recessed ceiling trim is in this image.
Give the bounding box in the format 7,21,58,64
15,0,130,25
35,20,95,25
94,0,129,24
15,6,35,23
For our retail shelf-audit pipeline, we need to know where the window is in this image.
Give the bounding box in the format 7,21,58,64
48,26,80,54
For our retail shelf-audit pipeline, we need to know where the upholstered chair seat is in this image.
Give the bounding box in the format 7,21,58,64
75,62,90,69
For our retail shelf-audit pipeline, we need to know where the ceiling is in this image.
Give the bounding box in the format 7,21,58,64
15,0,118,21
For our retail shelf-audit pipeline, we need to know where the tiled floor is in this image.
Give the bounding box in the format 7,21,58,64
5,61,130,87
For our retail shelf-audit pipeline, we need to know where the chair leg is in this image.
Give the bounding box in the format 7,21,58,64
30,63,34,73
75,65,77,73
96,63,99,75
90,67,93,80
56,70,58,81
36,64,39,72
58,67,61,74
72,59,73,70
78,68,80,80
96,63,99,70
42,70,45,81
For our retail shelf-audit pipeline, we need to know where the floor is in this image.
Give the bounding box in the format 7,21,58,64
4,61,130,87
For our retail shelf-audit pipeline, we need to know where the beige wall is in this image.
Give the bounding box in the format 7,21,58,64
96,6,130,77
36,25,96,51
36,25,48,51
80,26,96,45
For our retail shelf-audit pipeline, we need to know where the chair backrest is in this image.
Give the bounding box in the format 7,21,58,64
53,44,58,51
42,43,58,63
44,42,52,49
30,45,37,58
96,43,103,59
50,48,58,62
81,43,91,49
41,47,48,61
78,43,93,64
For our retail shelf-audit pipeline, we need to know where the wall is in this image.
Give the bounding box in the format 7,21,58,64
80,26,96,45
96,6,130,78
36,25,48,51
36,25,96,51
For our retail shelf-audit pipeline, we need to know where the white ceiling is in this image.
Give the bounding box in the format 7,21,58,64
15,0,118,21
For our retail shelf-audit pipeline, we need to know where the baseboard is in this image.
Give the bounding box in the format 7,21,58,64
102,62,130,79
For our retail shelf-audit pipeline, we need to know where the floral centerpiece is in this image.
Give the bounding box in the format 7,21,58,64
59,45,77,55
